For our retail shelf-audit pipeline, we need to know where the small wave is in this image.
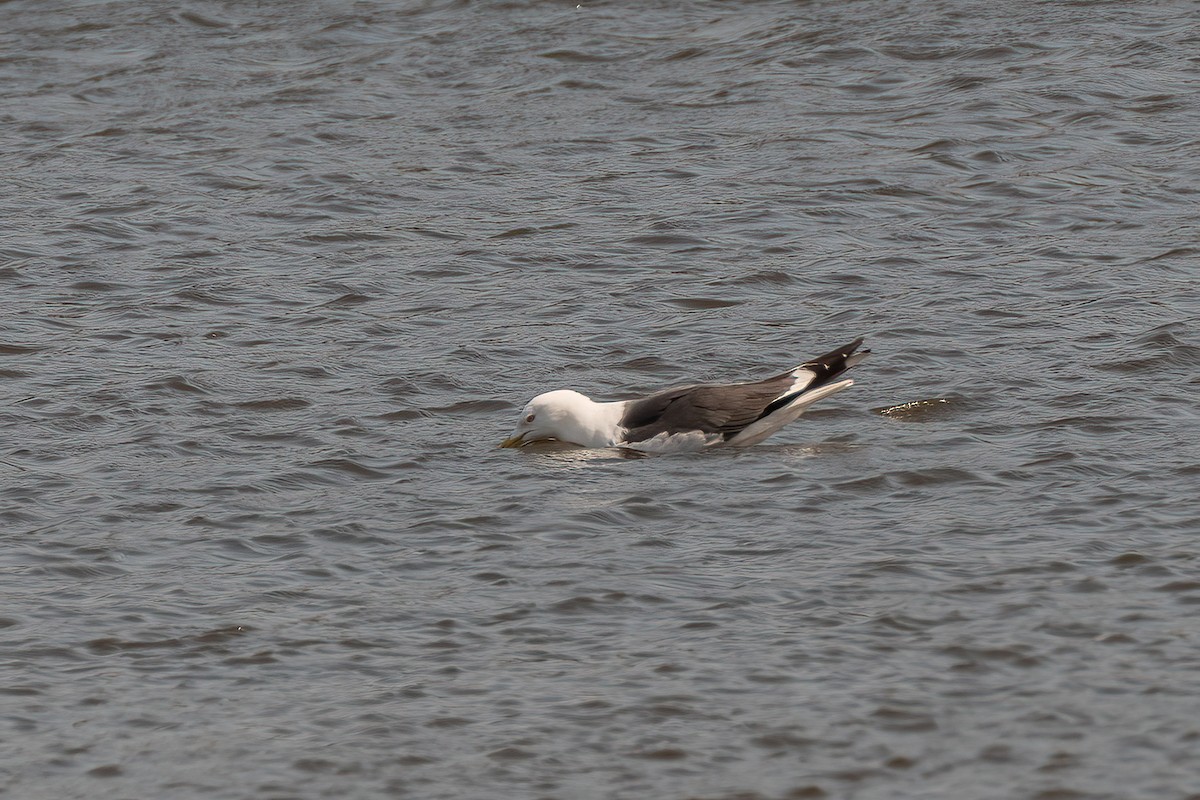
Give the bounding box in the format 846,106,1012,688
874,398,954,421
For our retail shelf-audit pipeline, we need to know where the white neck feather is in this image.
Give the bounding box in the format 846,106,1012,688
554,394,627,448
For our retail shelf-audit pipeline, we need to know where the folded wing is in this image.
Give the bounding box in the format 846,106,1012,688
620,338,869,445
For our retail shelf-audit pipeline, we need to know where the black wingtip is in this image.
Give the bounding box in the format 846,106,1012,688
802,337,870,387
808,336,866,362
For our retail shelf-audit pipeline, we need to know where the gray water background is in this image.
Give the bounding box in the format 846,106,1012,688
3,1,1200,798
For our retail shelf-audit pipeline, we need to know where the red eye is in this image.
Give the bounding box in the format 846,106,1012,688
525,414,535,423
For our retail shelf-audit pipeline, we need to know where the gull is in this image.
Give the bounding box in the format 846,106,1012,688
500,337,869,452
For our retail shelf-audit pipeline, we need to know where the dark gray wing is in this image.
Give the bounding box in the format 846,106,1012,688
619,338,869,444
619,373,796,444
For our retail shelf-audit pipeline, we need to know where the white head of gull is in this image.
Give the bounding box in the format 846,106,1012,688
501,338,870,453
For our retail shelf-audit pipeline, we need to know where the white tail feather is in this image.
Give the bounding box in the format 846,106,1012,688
725,379,855,447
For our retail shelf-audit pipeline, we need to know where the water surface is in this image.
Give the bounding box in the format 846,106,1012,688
2,1,1199,798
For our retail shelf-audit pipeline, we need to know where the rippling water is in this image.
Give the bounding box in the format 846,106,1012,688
3,1,1199,798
